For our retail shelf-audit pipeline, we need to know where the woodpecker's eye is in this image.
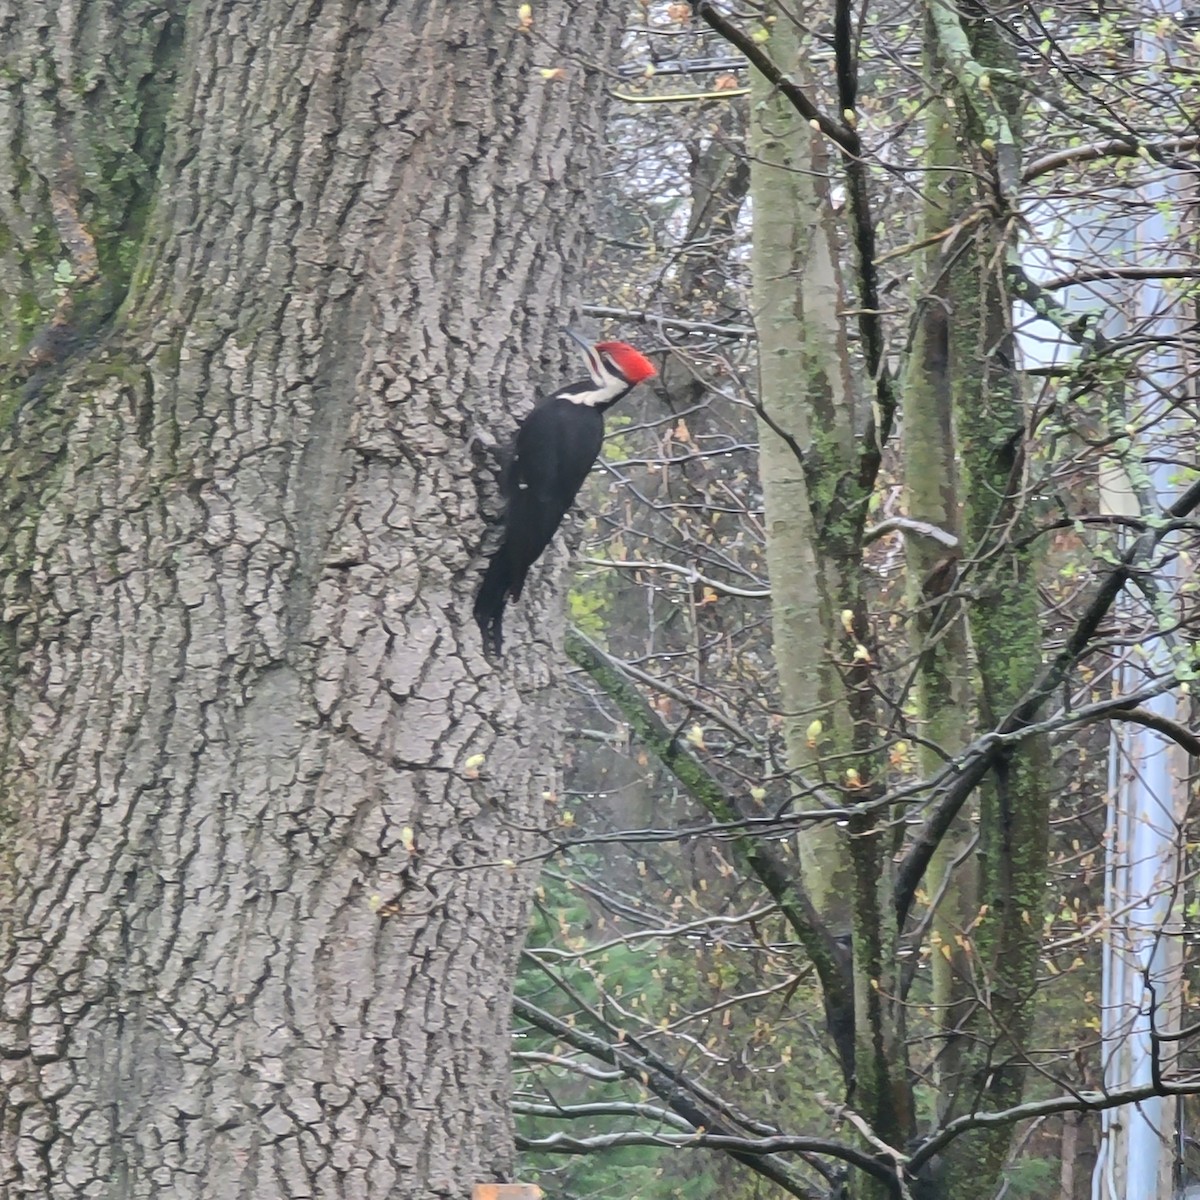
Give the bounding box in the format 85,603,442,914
601,354,623,380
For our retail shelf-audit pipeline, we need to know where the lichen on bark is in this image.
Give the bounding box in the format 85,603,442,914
914,2,1052,1193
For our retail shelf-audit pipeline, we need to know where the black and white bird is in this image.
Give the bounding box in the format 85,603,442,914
473,329,657,656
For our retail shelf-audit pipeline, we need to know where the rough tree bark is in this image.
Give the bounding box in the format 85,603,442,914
0,1,620,1196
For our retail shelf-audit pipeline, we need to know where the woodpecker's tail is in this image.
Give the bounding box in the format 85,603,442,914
474,548,513,657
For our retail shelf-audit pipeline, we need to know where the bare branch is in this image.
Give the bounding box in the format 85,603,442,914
1039,266,1200,293
1096,706,1200,757
514,1128,895,1189
581,303,755,339
527,902,780,959
907,1080,1200,1175
565,627,856,1085
616,56,747,79
512,1100,695,1130
1023,135,1200,182
556,809,852,847
513,1051,624,1082
582,556,770,597
1005,256,1110,356
567,626,761,747
863,516,959,549
818,1096,908,1168
611,86,749,103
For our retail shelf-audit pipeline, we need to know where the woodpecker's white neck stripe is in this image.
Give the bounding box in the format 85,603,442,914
564,378,627,407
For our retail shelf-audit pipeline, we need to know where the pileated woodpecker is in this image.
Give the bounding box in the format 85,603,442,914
474,329,658,655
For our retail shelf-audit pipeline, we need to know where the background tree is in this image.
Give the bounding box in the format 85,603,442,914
515,2,1200,1199
0,2,629,1196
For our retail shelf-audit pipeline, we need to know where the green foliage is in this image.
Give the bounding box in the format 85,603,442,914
518,865,700,1200
518,848,846,1198
568,578,612,638
1000,1155,1059,1199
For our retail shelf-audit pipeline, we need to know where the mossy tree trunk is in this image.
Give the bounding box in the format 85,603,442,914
749,2,905,1174
903,27,976,1126
917,2,1051,1194
0,2,619,1196
749,0,1050,1190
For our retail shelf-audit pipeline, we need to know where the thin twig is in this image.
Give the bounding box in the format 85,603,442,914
581,303,754,339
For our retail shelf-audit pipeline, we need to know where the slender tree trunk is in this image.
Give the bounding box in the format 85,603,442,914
749,4,904,1172
0,2,618,1196
920,3,1051,1193
750,25,857,929
904,23,975,1119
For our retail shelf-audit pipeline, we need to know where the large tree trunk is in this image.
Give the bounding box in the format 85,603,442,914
0,2,618,1196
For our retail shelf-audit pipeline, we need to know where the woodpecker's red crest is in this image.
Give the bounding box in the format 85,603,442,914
595,341,657,384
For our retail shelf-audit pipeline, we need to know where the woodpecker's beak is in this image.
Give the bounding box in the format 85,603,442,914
564,327,605,387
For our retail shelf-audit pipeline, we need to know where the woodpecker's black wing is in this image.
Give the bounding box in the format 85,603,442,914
473,395,605,656
503,396,605,600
